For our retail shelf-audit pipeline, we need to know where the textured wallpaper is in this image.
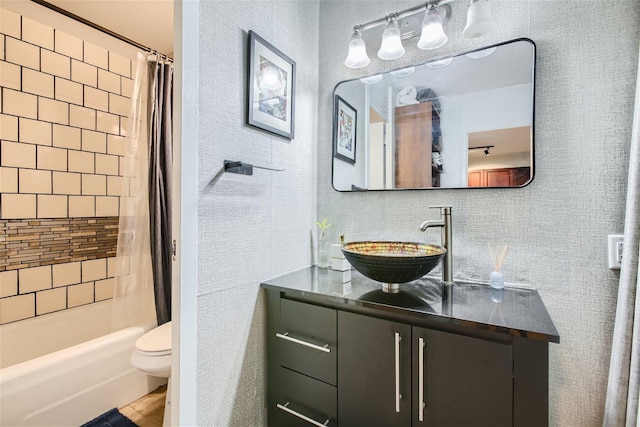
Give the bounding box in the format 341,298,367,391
317,1,639,426
194,0,639,426
196,1,319,425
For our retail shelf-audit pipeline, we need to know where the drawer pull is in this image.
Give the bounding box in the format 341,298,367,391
395,332,402,413
277,401,330,427
418,337,425,422
276,332,331,353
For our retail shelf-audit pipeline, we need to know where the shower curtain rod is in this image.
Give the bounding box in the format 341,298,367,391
30,0,173,61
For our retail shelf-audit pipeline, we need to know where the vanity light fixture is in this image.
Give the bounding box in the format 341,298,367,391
344,27,371,69
463,0,497,38
418,5,448,50
344,0,497,69
377,15,405,60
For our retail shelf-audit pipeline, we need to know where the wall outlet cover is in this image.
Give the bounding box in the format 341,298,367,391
608,234,624,269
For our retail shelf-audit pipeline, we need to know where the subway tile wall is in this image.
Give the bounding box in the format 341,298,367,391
0,8,135,324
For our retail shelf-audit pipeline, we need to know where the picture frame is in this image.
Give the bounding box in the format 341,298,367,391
247,30,296,139
333,95,357,164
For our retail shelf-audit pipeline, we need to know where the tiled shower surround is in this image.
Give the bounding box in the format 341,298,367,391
0,8,133,325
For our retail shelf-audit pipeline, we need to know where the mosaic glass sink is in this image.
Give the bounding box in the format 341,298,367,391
341,241,446,290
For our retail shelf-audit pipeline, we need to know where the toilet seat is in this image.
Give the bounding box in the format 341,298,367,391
135,321,172,353
131,321,172,378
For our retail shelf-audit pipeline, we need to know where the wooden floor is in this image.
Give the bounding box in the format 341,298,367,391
119,385,167,427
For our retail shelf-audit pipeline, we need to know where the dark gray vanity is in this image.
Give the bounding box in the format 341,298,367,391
262,267,559,427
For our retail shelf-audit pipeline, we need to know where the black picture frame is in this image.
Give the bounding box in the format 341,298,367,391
333,95,357,164
247,30,296,139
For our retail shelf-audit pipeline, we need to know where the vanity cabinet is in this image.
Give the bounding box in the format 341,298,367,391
264,268,556,427
338,311,512,427
468,167,531,187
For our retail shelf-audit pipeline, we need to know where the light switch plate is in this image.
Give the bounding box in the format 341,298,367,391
608,235,624,269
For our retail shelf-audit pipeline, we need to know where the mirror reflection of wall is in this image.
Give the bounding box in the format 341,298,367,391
332,38,535,191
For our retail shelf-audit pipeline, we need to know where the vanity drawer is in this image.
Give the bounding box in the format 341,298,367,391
277,299,337,385
271,366,337,427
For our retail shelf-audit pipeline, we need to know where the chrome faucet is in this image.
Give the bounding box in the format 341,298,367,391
419,206,453,286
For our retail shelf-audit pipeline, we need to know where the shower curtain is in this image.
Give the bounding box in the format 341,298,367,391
148,59,174,326
603,42,640,426
112,53,156,332
111,53,174,331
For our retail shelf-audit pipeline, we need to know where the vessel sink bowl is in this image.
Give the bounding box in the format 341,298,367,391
341,241,446,289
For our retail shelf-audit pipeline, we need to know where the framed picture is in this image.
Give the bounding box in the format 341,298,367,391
247,30,296,139
333,95,357,164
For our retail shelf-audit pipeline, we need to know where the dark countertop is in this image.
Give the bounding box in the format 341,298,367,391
261,266,560,343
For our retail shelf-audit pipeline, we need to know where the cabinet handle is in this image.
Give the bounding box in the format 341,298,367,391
276,401,330,427
395,332,402,413
276,332,331,353
419,337,426,422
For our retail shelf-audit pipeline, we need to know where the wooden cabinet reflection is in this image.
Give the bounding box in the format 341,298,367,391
468,167,530,187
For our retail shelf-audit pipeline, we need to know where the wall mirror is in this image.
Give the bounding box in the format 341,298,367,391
332,38,535,191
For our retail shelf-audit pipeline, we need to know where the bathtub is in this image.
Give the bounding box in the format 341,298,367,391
0,301,165,426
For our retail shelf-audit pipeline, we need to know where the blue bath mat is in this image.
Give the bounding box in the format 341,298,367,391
80,408,138,427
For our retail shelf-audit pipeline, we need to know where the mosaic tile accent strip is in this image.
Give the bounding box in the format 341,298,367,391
0,216,118,271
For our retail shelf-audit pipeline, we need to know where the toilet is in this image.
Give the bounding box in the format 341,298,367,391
131,321,172,426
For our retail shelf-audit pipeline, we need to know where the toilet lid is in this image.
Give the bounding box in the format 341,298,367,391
136,321,172,353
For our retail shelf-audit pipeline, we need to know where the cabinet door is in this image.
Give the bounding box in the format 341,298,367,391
338,311,411,427
395,103,433,189
412,327,513,427
486,169,513,187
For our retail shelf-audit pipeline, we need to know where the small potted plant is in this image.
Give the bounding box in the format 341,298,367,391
316,218,331,268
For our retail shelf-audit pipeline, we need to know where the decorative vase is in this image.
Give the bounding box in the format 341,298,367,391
318,234,330,268
490,271,504,289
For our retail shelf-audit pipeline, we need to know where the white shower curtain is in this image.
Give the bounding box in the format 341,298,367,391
111,53,156,332
603,42,640,426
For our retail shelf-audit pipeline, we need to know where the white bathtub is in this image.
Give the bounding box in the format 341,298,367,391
0,301,165,426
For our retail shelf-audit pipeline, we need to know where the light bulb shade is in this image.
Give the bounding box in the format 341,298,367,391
377,19,405,60
344,31,370,69
418,9,448,50
463,0,496,38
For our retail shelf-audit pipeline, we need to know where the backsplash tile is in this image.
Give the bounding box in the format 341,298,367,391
1,141,36,168
19,117,52,146
35,287,66,315
0,217,118,270
3,88,38,119
1,194,37,219
0,61,21,90
40,49,71,79
19,168,52,194
21,16,53,50
0,270,18,297
67,281,94,308
52,124,81,150
0,167,18,193
0,7,135,326
52,261,81,287
18,265,52,293
54,77,83,105
22,68,54,98
54,30,83,61
0,8,21,39
5,37,40,70
0,294,35,324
